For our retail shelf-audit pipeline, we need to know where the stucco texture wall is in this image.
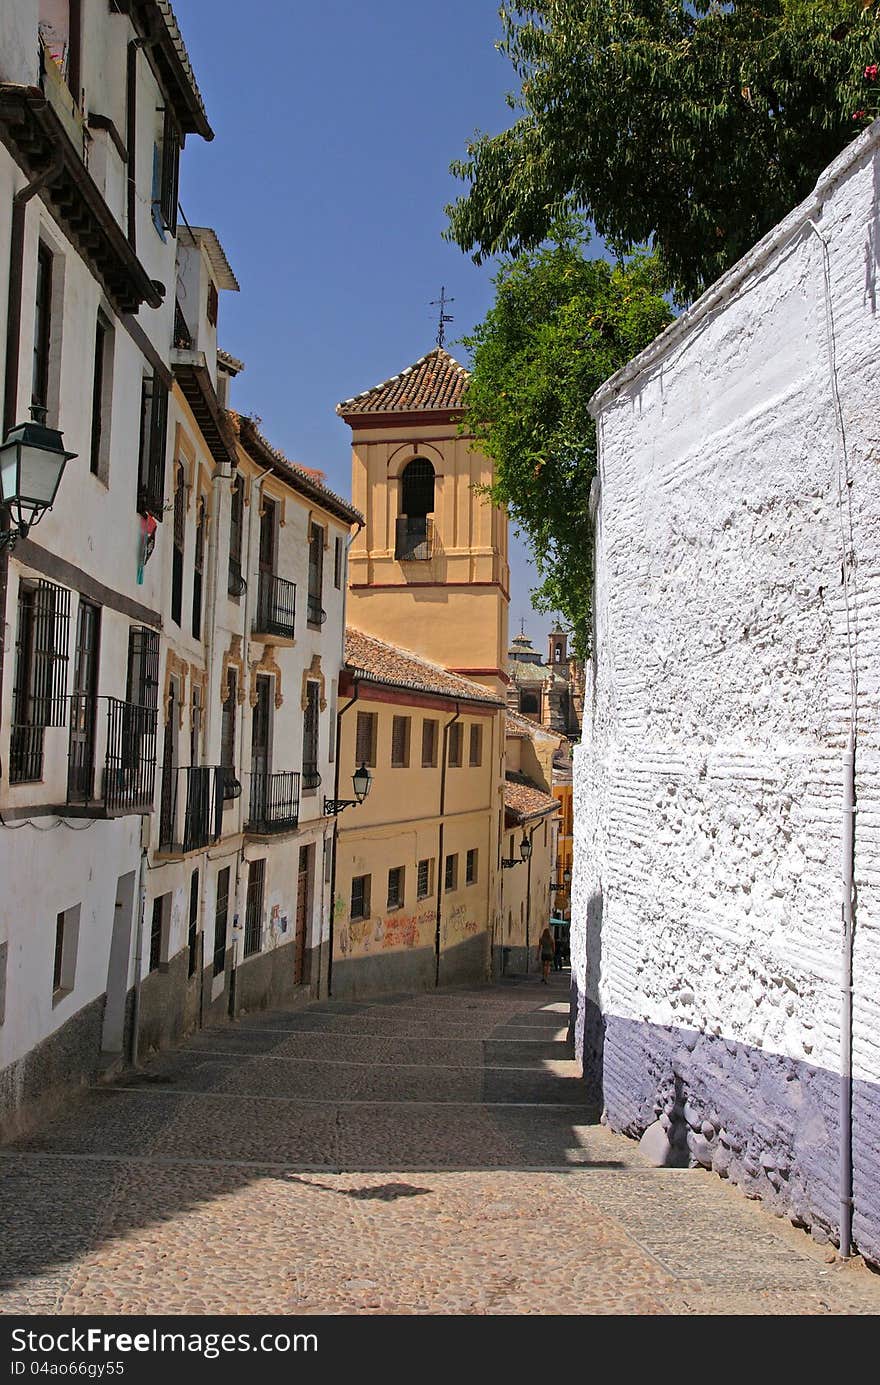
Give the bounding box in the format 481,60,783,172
573,125,880,1263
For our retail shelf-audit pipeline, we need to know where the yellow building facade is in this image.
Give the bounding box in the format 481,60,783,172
330,630,505,997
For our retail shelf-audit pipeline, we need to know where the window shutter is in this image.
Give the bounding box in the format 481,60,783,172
32,580,71,727
303,681,319,776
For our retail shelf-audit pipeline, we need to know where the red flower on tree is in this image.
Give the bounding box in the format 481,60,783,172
865,64,879,81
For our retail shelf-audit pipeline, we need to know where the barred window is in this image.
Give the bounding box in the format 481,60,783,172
387,866,404,910
10,579,71,784
417,858,432,899
303,681,320,788
421,718,438,767
448,722,463,768
355,711,377,767
469,723,482,767
444,854,457,892
391,715,410,768
466,848,478,885
351,874,370,921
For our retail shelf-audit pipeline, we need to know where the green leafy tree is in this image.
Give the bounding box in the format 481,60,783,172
447,2,880,302
462,230,673,654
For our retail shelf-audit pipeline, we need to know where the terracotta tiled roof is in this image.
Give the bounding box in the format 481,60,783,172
336,347,469,417
217,348,245,376
232,413,363,527
345,628,503,706
505,709,566,744
504,777,561,822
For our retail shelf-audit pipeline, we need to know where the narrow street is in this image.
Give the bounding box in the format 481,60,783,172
1,977,878,1316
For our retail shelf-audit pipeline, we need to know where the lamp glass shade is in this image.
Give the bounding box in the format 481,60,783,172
0,419,74,533
352,763,372,803
520,833,532,862
563,868,572,884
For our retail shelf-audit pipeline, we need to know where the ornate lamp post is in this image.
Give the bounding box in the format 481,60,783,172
0,406,75,551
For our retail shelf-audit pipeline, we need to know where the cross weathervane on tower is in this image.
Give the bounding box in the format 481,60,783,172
430,286,455,348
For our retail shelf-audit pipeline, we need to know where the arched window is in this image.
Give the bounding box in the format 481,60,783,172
400,457,434,518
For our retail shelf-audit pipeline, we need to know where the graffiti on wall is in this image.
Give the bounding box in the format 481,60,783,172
337,908,436,959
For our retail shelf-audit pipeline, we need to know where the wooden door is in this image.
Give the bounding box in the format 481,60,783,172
294,844,311,985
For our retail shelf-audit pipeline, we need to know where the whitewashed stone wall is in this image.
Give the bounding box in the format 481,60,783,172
573,122,880,1262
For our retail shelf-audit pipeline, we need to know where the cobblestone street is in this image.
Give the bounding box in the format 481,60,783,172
1,974,878,1316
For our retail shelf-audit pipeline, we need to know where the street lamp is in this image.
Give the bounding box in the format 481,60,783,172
324,763,373,816
502,831,532,870
0,406,76,551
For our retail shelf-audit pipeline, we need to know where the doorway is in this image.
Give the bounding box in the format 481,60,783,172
295,844,312,985
102,870,136,1054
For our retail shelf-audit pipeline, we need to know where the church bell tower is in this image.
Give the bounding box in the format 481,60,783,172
336,347,510,696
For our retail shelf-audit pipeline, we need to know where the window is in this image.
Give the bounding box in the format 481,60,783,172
32,241,53,415
89,310,112,478
207,280,218,327
171,461,185,626
151,107,180,239
387,866,404,910
417,858,433,900
302,681,320,789
355,710,377,767
213,867,230,978
400,457,435,517
328,679,337,763
220,670,237,772
350,874,370,921
149,895,165,973
308,523,325,626
334,536,344,589
187,870,200,979
466,849,478,886
137,373,169,517
520,691,539,716
421,718,438,768
469,723,482,767
244,858,265,957
228,477,244,595
448,722,463,768
10,580,71,783
444,854,458,892
396,457,435,560
391,715,410,768
52,905,79,1002
190,684,202,767
120,626,159,794
192,494,206,639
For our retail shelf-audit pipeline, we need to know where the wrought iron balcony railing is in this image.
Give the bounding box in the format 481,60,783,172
159,765,225,854
307,595,326,626
301,764,321,791
395,515,433,561
246,770,301,834
64,696,157,813
253,572,296,640
227,555,246,598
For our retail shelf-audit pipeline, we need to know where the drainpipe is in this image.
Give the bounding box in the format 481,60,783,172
840,732,855,1258
435,704,461,988
326,682,359,997
128,838,149,1067
808,217,857,1260
320,516,363,998
0,151,65,773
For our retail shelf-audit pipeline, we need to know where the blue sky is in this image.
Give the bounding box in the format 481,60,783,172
175,0,560,656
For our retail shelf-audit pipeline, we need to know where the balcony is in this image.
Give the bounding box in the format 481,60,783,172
395,516,433,561
246,771,301,834
64,697,157,814
253,573,296,641
307,595,326,627
227,556,246,598
302,764,321,792
159,765,226,855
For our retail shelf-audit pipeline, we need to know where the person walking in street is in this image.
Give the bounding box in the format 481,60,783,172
537,924,554,984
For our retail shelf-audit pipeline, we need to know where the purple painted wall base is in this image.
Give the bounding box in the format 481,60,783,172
578,995,880,1268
